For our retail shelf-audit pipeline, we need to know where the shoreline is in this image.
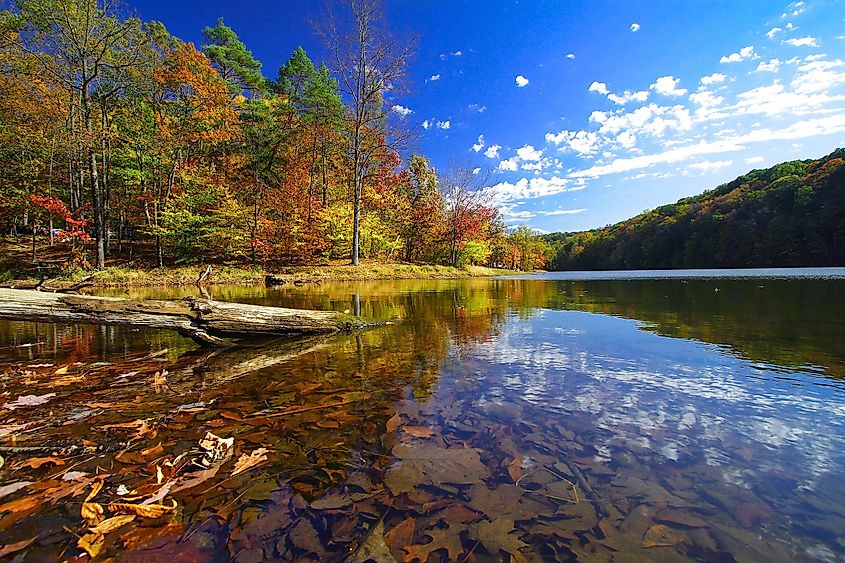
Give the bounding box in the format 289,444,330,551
0,263,518,289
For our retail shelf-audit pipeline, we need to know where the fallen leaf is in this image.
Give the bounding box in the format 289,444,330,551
89,514,137,534
384,518,415,561
385,444,490,495
26,457,65,469
78,532,105,558
53,365,70,375
231,448,269,476
81,502,105,527
386,413,401,433
140,443,164,459
108,499,177,518
469,518,529,561
3,393,56,409
404,426,435,438
642,524,688,548
0,482,31,500
404,521,464,562
0,537,36,558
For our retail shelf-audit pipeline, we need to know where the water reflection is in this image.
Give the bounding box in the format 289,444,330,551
0,276,843,561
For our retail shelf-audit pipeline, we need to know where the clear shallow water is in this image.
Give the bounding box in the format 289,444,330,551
0,273,844,561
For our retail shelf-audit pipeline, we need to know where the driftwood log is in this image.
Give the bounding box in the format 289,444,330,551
0,288,364,347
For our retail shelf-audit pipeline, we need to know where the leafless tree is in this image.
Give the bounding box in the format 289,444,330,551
317,0,415,265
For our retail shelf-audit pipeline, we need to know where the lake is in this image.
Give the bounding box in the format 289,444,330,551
0,270,844,561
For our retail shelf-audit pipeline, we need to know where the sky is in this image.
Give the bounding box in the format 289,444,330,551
129,0,845,233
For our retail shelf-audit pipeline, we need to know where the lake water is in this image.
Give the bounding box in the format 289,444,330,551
0,270,844,561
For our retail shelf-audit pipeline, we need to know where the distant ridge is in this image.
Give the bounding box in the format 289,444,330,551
543,149,845,270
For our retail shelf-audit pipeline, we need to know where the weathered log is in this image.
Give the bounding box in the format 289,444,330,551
0,288,364,347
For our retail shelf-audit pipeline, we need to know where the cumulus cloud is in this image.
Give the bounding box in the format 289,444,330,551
720,45,757,63
515,75,529,87
391,104,413,117
472,134,485,153
485,176,586,204
498,156,520,171
566,53,576,59
608,90,650,105
483,144,501,159
756,59,781,72
472,167,481,175
516,144,543,161
546,129,603,156
422,120,432,130
630,23,640,32
453,50,463,56
429,74,441,81
436,120,451,130
700,72,727,86
588,81,609,95
650,75,688,97
468,103,486,113
784,36,819,47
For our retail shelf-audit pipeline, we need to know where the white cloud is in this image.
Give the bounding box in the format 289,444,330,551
720,45,758,63
791,59,845,96
468,103,486,113
422,120,432,130
486,176,585,204
543,208,587,216
689,90,725,111
589,81,609,95
745,156,765,164
453,50,463,56
756,59,781,72
570,114,845,179
700,72,727,86
471,134,485,153
784,36,819,47
498,156,520,171
616,130,637,149
429,74,441,81
650,75,688,97
546,129,603,156
472,167,481,175
607,90,650,105
483,144,501,159
591,104,692,138
630,22,640,32
766,27,783,39
436,120,451,130
566,53,576,60
687,159,733,172
390,104,413,117
515,75,529,87
516,144,543,161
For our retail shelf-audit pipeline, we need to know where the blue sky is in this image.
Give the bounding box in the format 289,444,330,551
131,0,845,233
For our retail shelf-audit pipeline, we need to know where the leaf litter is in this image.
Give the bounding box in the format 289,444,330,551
0,322,829,562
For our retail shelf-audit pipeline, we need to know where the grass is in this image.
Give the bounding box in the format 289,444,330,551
0,237,517,287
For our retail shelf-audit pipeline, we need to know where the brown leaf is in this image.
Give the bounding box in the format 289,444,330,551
26,456,65,469
507,455,522,483
0,537,35,558
642,524,688,548
384,518,415,561
107,499,177,519
469,517,529,561
89,514,137,535
140,443,164,459
78,532,105,558
231,448,269,477
404,521,464,562
403,426,435,438
386,413,401,433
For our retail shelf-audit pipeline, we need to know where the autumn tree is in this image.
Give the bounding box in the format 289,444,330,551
5,0,148,268
318,0,415,265
440,165,494,267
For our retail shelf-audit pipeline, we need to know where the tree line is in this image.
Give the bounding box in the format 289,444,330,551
544,149,845,270
0,0,549,272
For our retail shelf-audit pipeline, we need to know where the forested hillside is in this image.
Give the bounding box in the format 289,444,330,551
0,1,548,272
544,149,845,270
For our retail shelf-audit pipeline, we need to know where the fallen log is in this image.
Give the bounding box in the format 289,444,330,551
0,288,364,347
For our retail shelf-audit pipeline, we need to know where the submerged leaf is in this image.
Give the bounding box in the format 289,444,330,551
231,448,269,476
78,532,105,558
108,499,177,519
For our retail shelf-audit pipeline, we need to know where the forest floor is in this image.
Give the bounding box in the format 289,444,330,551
0,236,516,288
